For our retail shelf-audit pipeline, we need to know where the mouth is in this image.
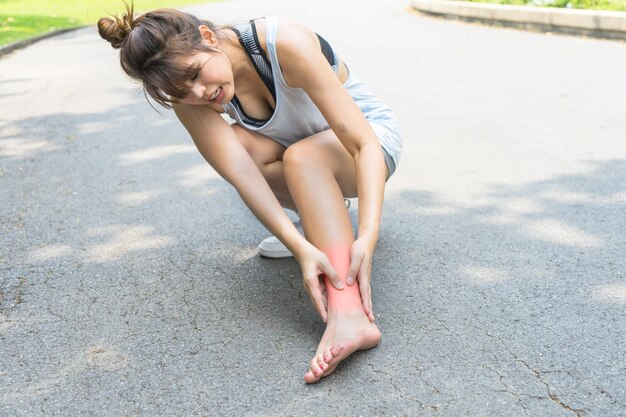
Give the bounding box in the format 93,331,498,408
207,87,222,102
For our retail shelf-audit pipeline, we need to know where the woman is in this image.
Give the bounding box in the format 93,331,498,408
98,3,401,383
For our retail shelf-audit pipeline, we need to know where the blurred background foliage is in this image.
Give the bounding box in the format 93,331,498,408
0,0,213,46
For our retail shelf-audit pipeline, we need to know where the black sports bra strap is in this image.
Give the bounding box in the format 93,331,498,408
317,34,337,70
227,19,341,129
232,20,276,102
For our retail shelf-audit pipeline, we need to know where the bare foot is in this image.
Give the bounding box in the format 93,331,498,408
304,309,381,383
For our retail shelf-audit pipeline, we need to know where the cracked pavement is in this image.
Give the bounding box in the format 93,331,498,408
1,0,625,415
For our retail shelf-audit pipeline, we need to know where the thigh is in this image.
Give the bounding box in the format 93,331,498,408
231,124,286,167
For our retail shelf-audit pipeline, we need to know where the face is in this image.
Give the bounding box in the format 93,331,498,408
176,49,234,106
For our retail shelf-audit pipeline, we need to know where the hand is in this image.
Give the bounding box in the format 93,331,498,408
346,238,375,322
296,245,344,323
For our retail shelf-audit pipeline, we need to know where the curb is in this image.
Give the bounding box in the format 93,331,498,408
411,0,626,40
0,26,88,57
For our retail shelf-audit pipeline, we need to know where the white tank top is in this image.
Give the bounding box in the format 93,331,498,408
222,16,401,168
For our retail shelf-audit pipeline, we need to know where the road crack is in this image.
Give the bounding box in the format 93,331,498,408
470,322,590,416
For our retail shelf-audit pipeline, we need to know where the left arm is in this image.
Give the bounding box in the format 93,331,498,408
276,20,387,321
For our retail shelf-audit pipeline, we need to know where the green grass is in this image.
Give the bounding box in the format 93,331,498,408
0,0,215,47
463,0,626,11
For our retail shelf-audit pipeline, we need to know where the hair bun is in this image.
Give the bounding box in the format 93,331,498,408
98,3,135,49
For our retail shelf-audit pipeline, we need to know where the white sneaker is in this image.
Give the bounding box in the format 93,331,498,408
257,200,353,258
258,235,293,258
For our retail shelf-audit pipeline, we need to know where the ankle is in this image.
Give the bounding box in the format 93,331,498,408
327,307,370,321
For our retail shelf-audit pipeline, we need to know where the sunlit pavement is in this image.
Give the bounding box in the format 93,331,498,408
1,0,625,415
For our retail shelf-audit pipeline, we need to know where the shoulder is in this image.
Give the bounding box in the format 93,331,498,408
274,17,318,45
273,17,320,58
252,16,319,58
270,18,330,88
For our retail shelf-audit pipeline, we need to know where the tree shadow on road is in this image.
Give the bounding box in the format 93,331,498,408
368,158,625,412
1,94,624,413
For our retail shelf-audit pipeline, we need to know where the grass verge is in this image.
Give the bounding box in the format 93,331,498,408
462,0,626,11
0,0,215,47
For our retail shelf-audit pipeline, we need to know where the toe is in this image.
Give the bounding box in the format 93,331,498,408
304,369,317,384
316,353,328,372
309,358,322,378
322,347,333,364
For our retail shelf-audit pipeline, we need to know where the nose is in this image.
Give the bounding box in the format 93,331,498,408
190,83,205,99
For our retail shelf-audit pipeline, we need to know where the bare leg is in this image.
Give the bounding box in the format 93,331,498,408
282,131,381,384
231,124,297,210
231,125,383,382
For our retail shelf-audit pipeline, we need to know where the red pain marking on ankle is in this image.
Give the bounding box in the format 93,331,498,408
321,244,365,312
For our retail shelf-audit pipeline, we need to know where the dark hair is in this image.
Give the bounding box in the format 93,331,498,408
98,2,226,108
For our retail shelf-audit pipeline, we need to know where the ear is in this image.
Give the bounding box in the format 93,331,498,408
198,25,218,46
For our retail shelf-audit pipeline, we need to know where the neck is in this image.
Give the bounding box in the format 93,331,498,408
220,29,252,82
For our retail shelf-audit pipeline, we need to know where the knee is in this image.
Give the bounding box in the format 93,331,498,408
283,142,321,172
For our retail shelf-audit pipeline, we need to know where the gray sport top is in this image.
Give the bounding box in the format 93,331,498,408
222,16,401,169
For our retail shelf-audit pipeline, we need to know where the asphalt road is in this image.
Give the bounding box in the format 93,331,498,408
1,0,625,415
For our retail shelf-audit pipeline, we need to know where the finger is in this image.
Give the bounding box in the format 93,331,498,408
319,275,328,312
322,262,344,290
314,293,327,323
358,260,371,315
359,279,370,315
364,283,375,322
311,282,328,323
346,248,361,285
321,287,328,312
304,274,327,323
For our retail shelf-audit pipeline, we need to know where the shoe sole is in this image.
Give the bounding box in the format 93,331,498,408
258,248,293,258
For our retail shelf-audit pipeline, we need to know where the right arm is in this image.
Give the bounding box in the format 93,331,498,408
173,104,343,321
